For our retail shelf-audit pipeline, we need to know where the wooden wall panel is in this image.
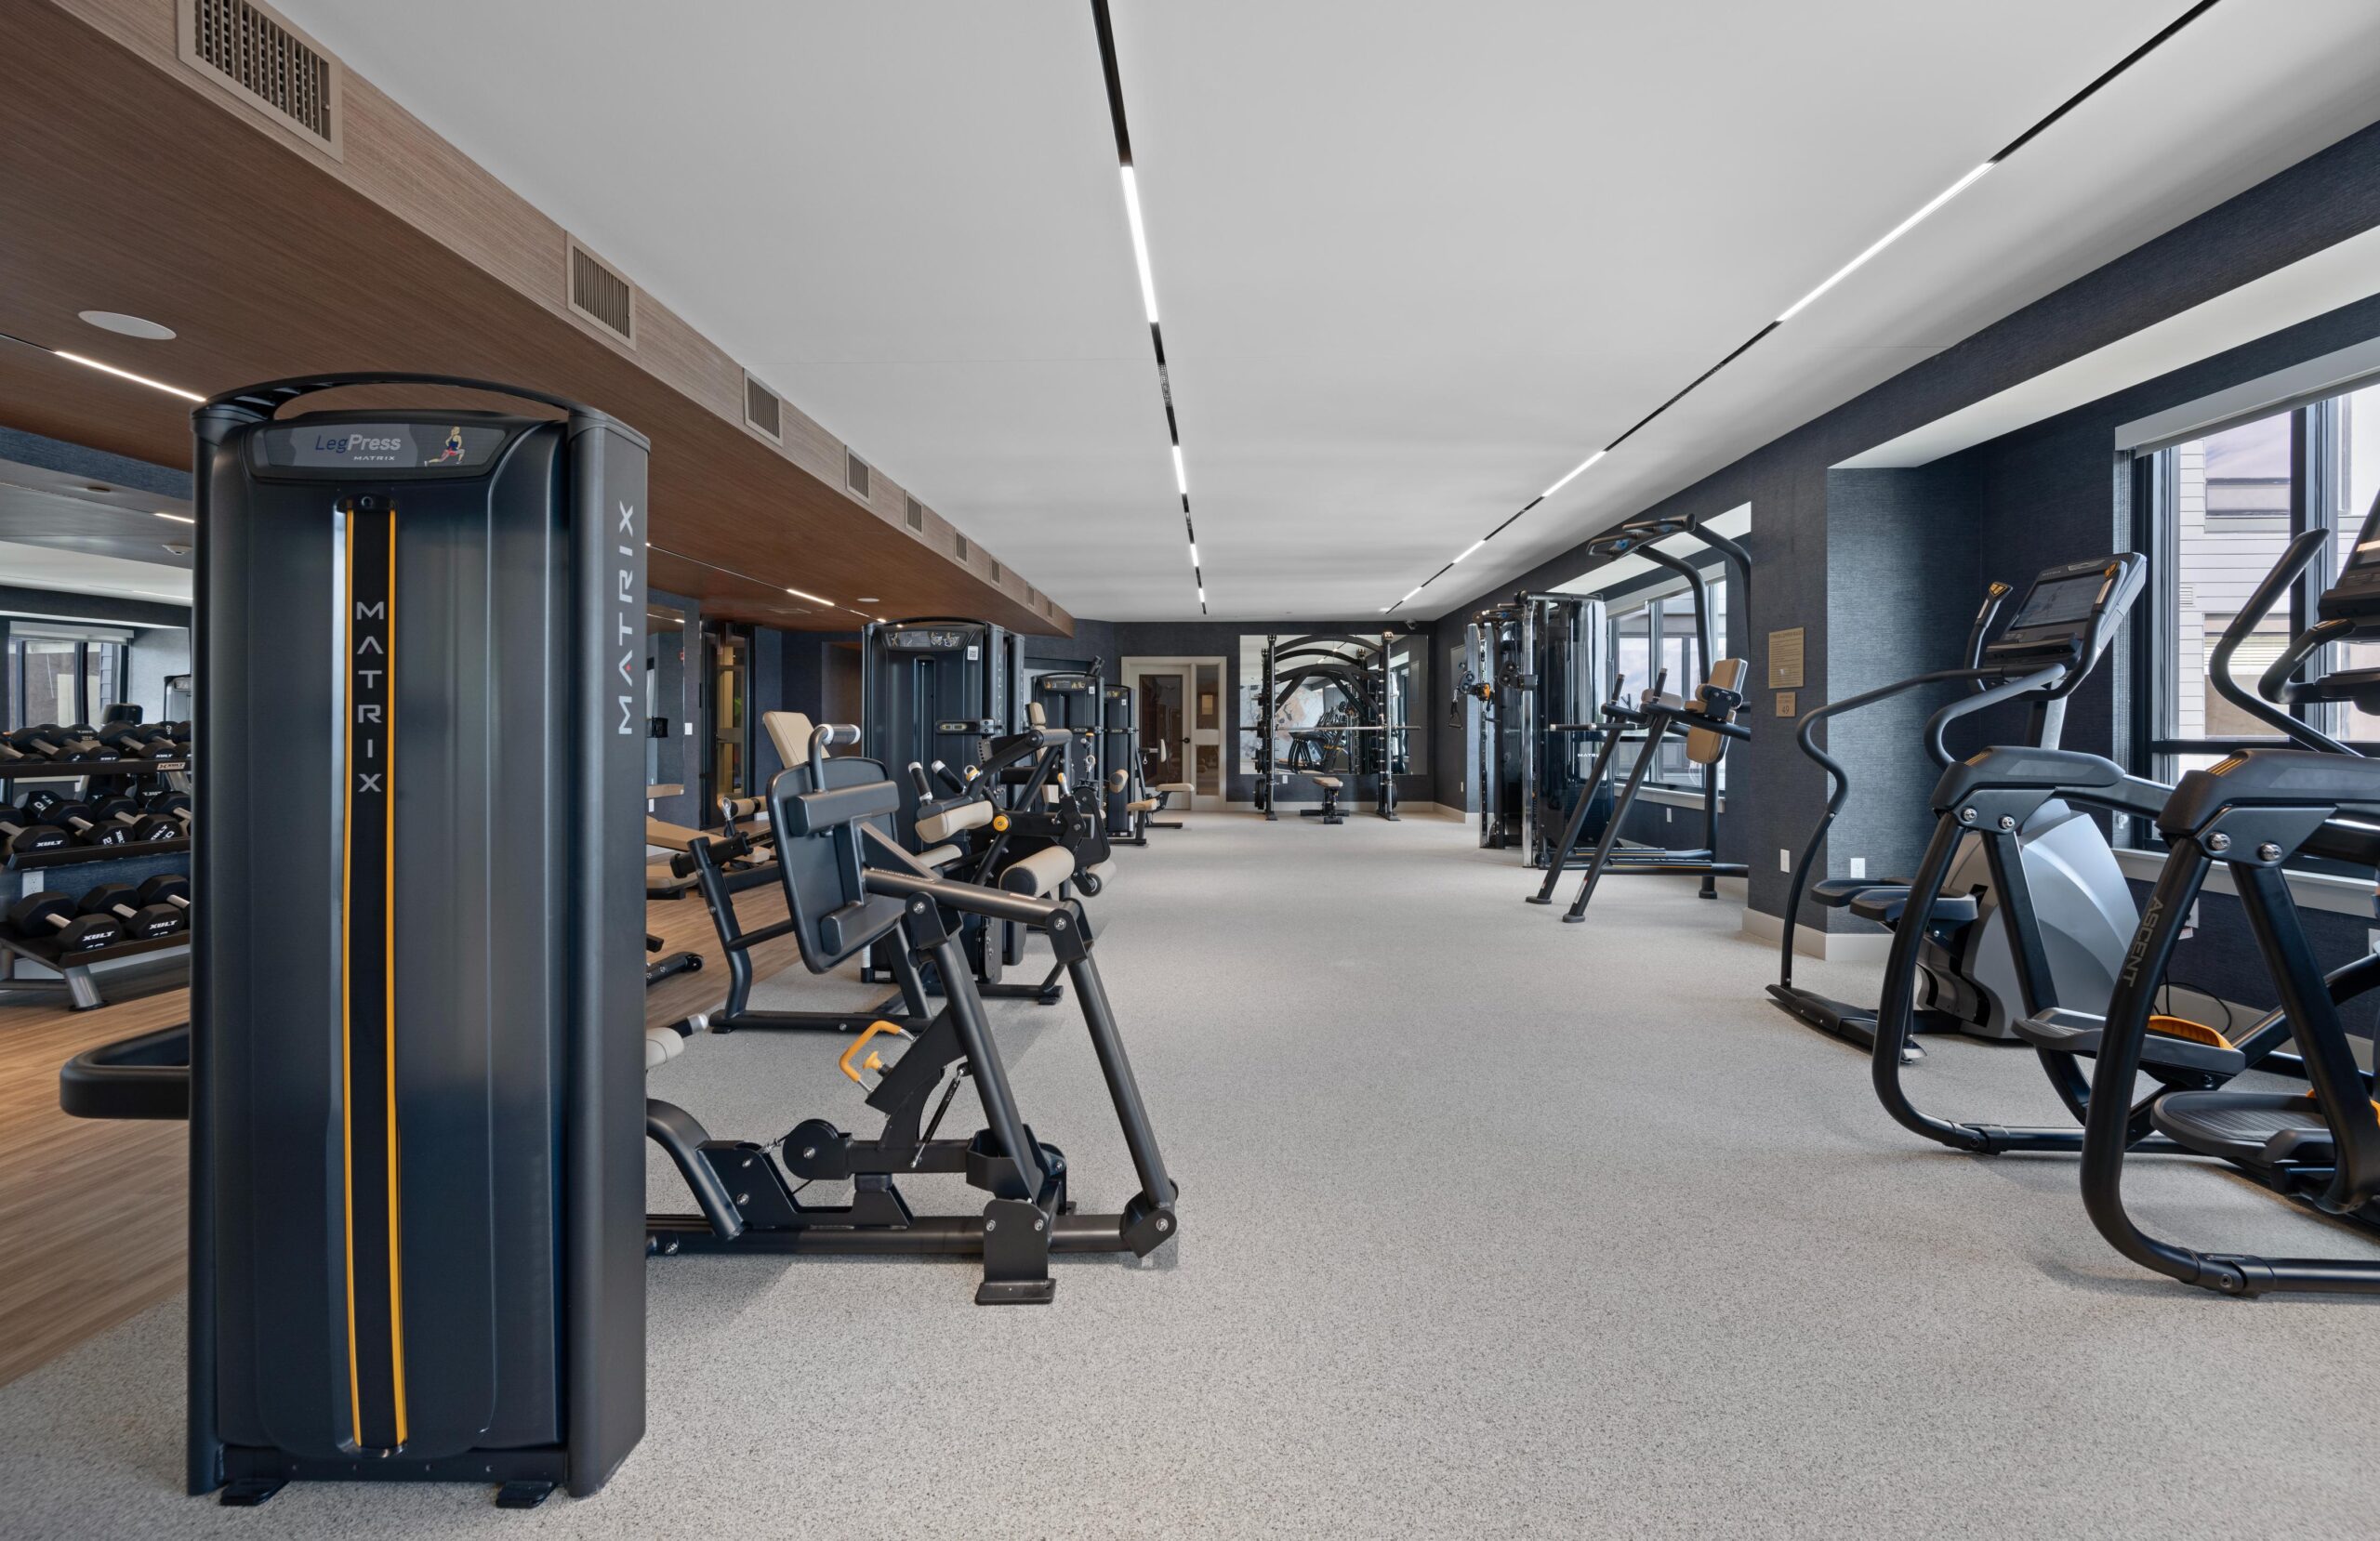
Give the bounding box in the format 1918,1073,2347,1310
13,0,1070,635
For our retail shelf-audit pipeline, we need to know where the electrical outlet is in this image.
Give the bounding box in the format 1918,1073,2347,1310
1849,857,1866,879
1779,849,1792,873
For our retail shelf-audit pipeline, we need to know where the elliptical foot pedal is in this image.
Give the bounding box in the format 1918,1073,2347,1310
218,1478,285,1507
495,1480,557,1509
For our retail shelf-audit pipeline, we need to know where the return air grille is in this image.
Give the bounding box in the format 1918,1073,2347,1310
846,452,871,500
743,374,782,442
906,496,924,532
568,241,635,343
182,0,339,151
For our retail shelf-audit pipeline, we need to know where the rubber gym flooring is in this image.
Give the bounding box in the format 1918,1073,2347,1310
2,810,2373,1538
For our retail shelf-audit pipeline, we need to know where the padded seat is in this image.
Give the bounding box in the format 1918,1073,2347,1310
2151,1090,2337,1167
2013,1007,2246,1077
1311,775,1343,790
1126,797,1158,814
1155,781,1195,796
916,842,965,869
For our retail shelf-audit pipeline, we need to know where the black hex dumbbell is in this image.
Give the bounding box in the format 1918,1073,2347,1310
137,873,192,917
40,801,133,847
6,891,121,952
0,803,72,856
76,882,185,940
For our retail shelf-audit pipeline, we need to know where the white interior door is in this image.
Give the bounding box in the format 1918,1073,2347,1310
1122,656,1226,810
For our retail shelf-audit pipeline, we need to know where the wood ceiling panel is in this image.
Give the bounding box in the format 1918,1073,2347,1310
0,0,1066,635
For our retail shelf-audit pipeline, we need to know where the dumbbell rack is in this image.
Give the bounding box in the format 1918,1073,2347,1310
2,758,192,1009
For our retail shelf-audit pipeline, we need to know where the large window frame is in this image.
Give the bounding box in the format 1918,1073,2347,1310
1604,564,1728,792
6,633,126,731
2131,380,2380,837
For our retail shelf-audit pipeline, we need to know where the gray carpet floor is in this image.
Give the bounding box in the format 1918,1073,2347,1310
4,810,2377,1539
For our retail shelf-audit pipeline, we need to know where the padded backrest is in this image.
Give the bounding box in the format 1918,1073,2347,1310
1686,658,1748,766
766,755,907,972
1026,702,1046,728
762,710,817,769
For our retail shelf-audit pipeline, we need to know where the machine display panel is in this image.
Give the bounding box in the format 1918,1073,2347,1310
889,628,978,652
252,421,513,472
2004,573,2103,633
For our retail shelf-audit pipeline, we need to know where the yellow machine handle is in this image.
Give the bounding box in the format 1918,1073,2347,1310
839,1020,910,1084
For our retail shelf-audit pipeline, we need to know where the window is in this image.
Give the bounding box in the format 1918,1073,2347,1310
6,633,126,730
2141,377,2380,789
1604,566,1729,790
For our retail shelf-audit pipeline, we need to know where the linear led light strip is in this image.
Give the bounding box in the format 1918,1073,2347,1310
0,328,205,402
1096,0,1204,614
646,543,882,621
1382,0,2223,613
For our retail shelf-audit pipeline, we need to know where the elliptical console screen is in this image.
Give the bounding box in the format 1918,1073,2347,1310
2004,573,2101,633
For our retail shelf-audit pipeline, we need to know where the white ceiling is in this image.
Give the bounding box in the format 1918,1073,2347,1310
278,0,2380,624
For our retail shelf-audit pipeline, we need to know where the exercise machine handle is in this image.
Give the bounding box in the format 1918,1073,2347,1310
839,1020,911,1085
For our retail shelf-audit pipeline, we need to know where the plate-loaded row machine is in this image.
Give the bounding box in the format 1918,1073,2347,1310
1769,556,2145,1060
56,375,1181,1509
1249,631,1402,822
1527,510,1751,917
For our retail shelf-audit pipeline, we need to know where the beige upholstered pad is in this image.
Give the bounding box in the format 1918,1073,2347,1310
916,799,995,846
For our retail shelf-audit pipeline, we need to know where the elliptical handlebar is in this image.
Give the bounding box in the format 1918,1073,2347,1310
1963,581,2016,692
1921,664,2069,769
2210,526,2355,754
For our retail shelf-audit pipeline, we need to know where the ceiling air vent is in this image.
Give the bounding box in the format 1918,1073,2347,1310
567,237,635,345
178,0,343,155
905,496,924,532
845,451,872,501
742,372,782,443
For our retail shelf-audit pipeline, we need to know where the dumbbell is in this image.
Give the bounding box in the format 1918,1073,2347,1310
6,727,120,764
5,891,121,952
100,799,182,842
0,803,72,856
75,882,184,940
137,873,192,919
38,801,133,847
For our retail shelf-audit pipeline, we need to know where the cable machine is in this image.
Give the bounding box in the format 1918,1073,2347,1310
1461,593,1606,864
1248,631,1402,822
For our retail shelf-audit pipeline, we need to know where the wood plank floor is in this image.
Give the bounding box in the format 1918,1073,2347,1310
0,883,790,1388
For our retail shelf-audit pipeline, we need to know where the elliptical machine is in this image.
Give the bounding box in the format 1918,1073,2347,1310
1767,558,2142,1059
2078,507,2380,1294
1864,551,2307,1154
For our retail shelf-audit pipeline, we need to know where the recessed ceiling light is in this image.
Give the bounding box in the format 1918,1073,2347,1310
155,510,194,524
78,310,178,341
